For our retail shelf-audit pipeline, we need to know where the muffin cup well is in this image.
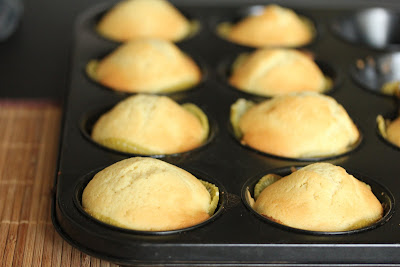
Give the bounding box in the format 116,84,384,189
218,54,340,99
79,103,218,158
351,52,400,97
211,5,319,49
241,166,395,235
74,165,226,235
331,7,400,50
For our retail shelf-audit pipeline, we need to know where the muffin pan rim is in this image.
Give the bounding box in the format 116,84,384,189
53,2,400,265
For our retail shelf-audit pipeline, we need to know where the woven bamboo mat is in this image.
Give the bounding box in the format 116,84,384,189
0,100,118,266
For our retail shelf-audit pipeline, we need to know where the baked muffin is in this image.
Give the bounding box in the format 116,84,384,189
228,48,331,97
377,115,400,147
218,4,315,48
230,92,360,158
380,81,400,97
249,162,383,232
96,0,194,42
82,157,219,231
91,94,209,155
86,38,202,93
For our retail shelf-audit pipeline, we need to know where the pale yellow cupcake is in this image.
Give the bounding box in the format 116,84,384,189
230,92,360,158
91,94,209,155
218,5,315,48
86,38,202,93
82,157,219,231
97,0,193,42
229,48,331,96
377,115,400,147
250,162,383,232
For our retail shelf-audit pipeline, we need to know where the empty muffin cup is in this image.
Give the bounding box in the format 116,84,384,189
351,52,400,97
74,157,226,235
241,163,394,235
331,7,400,50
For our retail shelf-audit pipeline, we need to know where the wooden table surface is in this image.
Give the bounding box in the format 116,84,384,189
0,100,118,266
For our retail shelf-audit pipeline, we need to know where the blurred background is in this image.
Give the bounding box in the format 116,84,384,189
1,0,400,99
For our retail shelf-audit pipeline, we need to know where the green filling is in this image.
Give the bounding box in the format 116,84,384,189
85,60,99,82
181,103,210,142
381,81,400,97
230,52,250,73
216,21,231,39
322,76,333,93
184,20,200,40
229,98,255,139
200,180,220,216
376,115,388,139
253,174,282,200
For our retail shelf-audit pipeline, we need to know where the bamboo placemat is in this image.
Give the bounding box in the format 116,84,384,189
0,100,119,267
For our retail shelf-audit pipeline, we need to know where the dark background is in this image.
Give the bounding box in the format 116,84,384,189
1,0,399,99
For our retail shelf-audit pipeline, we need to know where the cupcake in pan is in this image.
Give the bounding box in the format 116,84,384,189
381,81,400,97
377,114,400,148
86,38,202,93
230,92,360,159
217,4,315,48
247,162,384,232
82,157,219,231
91,94,209,155
96,0,196,42
228,48,332,97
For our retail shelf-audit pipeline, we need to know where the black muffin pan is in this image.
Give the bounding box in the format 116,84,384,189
53,1,400,265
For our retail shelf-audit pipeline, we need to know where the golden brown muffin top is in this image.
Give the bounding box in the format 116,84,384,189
229,48,330,96
386,116,400,147
82,157,216,231
253,162,383,232
91,94,209,155
232,92,360,158
97,0,191,42
223,5,314,47
87,38,202,93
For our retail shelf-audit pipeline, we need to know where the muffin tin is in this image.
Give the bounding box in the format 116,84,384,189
53,1,400,265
